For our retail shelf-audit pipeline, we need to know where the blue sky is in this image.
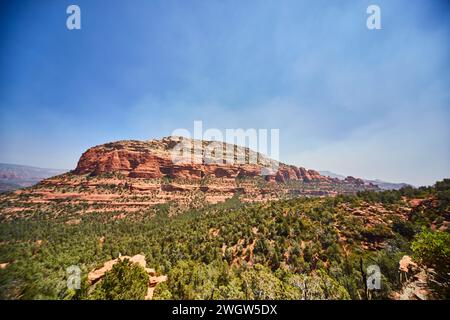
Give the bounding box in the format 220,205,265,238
0,0,449,186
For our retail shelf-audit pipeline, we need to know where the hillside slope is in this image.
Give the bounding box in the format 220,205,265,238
0,180,448,299
0,137,378,219
1,137,447,300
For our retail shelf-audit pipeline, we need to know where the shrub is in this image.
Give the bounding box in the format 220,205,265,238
362,223,392,241
412,230,450,298
88,259,148,300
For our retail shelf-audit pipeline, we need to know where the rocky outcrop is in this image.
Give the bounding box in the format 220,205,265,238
399,255,418,274
74,136,328,183
87,254,167,300
391,256,431,300
0,137,378,220
88,254,149,284
345,176,365,185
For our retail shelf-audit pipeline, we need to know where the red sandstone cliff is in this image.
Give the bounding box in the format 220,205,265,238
74,136,329,183
0,137,378,218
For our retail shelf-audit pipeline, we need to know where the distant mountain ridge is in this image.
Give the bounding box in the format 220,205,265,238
0,163,67,192
319,170,411,190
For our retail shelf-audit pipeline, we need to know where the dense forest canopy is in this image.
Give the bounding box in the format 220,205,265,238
0,179,449,300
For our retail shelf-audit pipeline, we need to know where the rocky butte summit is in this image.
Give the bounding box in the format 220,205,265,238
3,136,378,219
75,136,330,183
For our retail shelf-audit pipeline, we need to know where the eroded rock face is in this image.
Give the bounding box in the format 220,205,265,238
345,176,365,185
0,137,378,219
392,256,431,300
74,136,329,182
